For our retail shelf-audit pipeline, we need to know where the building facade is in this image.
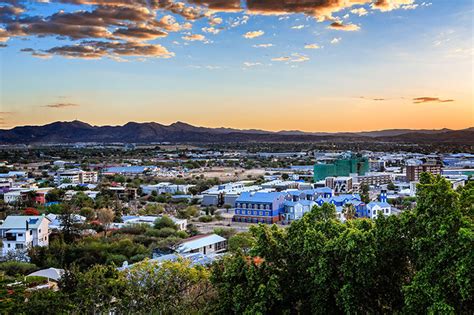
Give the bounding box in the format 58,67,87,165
406,163,442,182
314,156,369,181
233,192,285,224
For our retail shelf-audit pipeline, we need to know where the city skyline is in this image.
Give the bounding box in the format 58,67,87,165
1,0,473,131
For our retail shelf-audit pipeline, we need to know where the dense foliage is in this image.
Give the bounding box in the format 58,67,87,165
211,174,473,314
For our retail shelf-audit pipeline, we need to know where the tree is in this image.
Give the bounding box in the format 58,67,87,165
342,203,357,220
97,208,114,236
119,259,214,314
387,181,396,191
360,183,370,203
154,215,177,230
228,232,255,253
24,207,40,216
79,207,95,221
210,174,473,313
59,203,81,243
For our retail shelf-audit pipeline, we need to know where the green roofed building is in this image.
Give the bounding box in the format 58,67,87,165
314,156,369,181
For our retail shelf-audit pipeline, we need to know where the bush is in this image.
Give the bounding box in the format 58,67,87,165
105,254,128,266
176,230,189,239
154,216,177,230
0,261,38,276
24,208,40,216
198,215,213,223
156,227,177,238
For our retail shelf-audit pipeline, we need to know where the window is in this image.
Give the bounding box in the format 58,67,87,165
17,233,23,237
16,244,24,249
30,230,33,235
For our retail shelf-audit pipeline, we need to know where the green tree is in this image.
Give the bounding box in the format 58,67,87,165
154,215,177,230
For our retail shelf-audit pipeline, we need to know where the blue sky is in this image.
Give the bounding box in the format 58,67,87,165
0,0,472,131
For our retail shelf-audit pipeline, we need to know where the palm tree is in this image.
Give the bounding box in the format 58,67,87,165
343,203,357,221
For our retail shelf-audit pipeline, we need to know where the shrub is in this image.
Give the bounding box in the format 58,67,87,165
0,261,38,276
198,215,213,223
24,208,40,216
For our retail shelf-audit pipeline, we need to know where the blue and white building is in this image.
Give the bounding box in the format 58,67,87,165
234,192,286,224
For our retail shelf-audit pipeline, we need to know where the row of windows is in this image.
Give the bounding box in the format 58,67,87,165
236,203,272,210
235,209,272,216
234,217,273,224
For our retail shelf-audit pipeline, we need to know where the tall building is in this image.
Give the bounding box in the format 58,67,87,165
406,163,442,182
314,156,369,181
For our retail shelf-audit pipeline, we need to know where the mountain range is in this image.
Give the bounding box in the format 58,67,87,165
0,121,472,145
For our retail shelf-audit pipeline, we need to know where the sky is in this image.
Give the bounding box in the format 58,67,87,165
0,0,473,132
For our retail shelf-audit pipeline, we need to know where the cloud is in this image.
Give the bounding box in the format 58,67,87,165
350,7,368,16
25,41,174,59
359,96,390,101
372,0,416,12
328,22,360,31
272,53,309,63
253,43,273,48
202,26,220,34
291,25,305,29
182,33,206,41
43,103,80,108
1,0,420,61
243,61,262,67
304,43,320,49
243,30,264,39
271,56,291,62
413,97,455,104
330,37,341,44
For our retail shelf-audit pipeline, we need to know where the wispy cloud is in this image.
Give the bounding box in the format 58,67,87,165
243,30,264,39
43,103,80,109
305,43,320,49
413,97,455,104
253,43,274,48
328,22,360,31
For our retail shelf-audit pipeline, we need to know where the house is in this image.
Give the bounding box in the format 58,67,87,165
233,192,286,224
176,234,227,255
3,188,52,205
201,181,260,207
366,202,391,219
366,191,391,219
111,215,187,231
0,215,51,256
283,199,316,222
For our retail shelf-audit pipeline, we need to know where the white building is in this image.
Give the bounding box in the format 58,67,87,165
141,182,195,195
366,202,391,219
55,169,98,185
283,200,316,222
111,215,187,231
0,216,51,256
176,234,227,255
326,177,353,193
